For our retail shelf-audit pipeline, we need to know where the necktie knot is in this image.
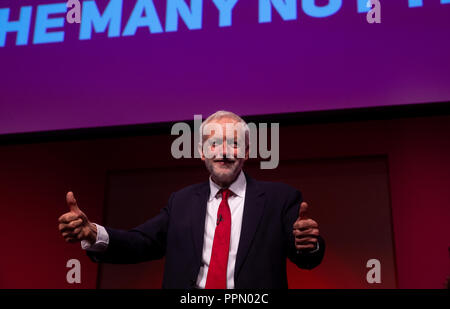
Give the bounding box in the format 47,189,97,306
221,188,232,201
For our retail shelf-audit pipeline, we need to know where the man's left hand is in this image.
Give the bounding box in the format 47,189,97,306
293,202,320,252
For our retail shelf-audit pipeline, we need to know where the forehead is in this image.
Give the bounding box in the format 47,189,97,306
203,116,243,138
208,116,239,125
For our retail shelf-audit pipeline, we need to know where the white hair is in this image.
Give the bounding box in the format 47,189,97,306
198,110,249,146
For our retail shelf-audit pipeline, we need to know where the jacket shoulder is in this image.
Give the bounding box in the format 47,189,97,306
255,179,300,195
171,181,209,197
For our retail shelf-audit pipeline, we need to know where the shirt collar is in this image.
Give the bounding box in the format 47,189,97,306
208,170,246,201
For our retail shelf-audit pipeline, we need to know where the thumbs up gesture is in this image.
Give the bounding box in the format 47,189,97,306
292,202,320,252
58,192,97,244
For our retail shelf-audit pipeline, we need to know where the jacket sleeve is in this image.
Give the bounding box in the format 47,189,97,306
87,193,174,264
283,189,325,270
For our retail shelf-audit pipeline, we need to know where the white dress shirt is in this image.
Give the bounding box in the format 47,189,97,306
82,170,247,289
196,170,246,289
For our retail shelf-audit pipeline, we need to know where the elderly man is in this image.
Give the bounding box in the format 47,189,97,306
58,110,325,289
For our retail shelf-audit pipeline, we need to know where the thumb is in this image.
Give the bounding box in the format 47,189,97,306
66,191,81,214
298,202,309,219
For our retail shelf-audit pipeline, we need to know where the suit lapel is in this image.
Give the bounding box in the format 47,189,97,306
191,182,210,263
234,174,266,282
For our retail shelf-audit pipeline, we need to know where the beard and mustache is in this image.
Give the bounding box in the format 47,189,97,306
205,157,243,187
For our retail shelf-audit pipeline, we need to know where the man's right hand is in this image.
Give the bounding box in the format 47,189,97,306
58,191,97,244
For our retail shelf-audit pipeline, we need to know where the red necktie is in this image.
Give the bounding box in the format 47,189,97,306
205,188,232,289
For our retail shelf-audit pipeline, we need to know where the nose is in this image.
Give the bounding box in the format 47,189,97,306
219,140,228,158
214,140,232,159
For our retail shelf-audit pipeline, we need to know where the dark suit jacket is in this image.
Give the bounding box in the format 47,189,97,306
88,174,325,288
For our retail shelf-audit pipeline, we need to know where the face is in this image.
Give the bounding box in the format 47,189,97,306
200,117,249,188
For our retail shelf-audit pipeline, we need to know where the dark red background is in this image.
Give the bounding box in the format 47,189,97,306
1,110,449,289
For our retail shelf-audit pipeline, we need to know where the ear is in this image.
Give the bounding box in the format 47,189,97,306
198,143,205,161
244,142,249,161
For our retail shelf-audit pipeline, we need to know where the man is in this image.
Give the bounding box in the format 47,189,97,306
58,110,325,289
